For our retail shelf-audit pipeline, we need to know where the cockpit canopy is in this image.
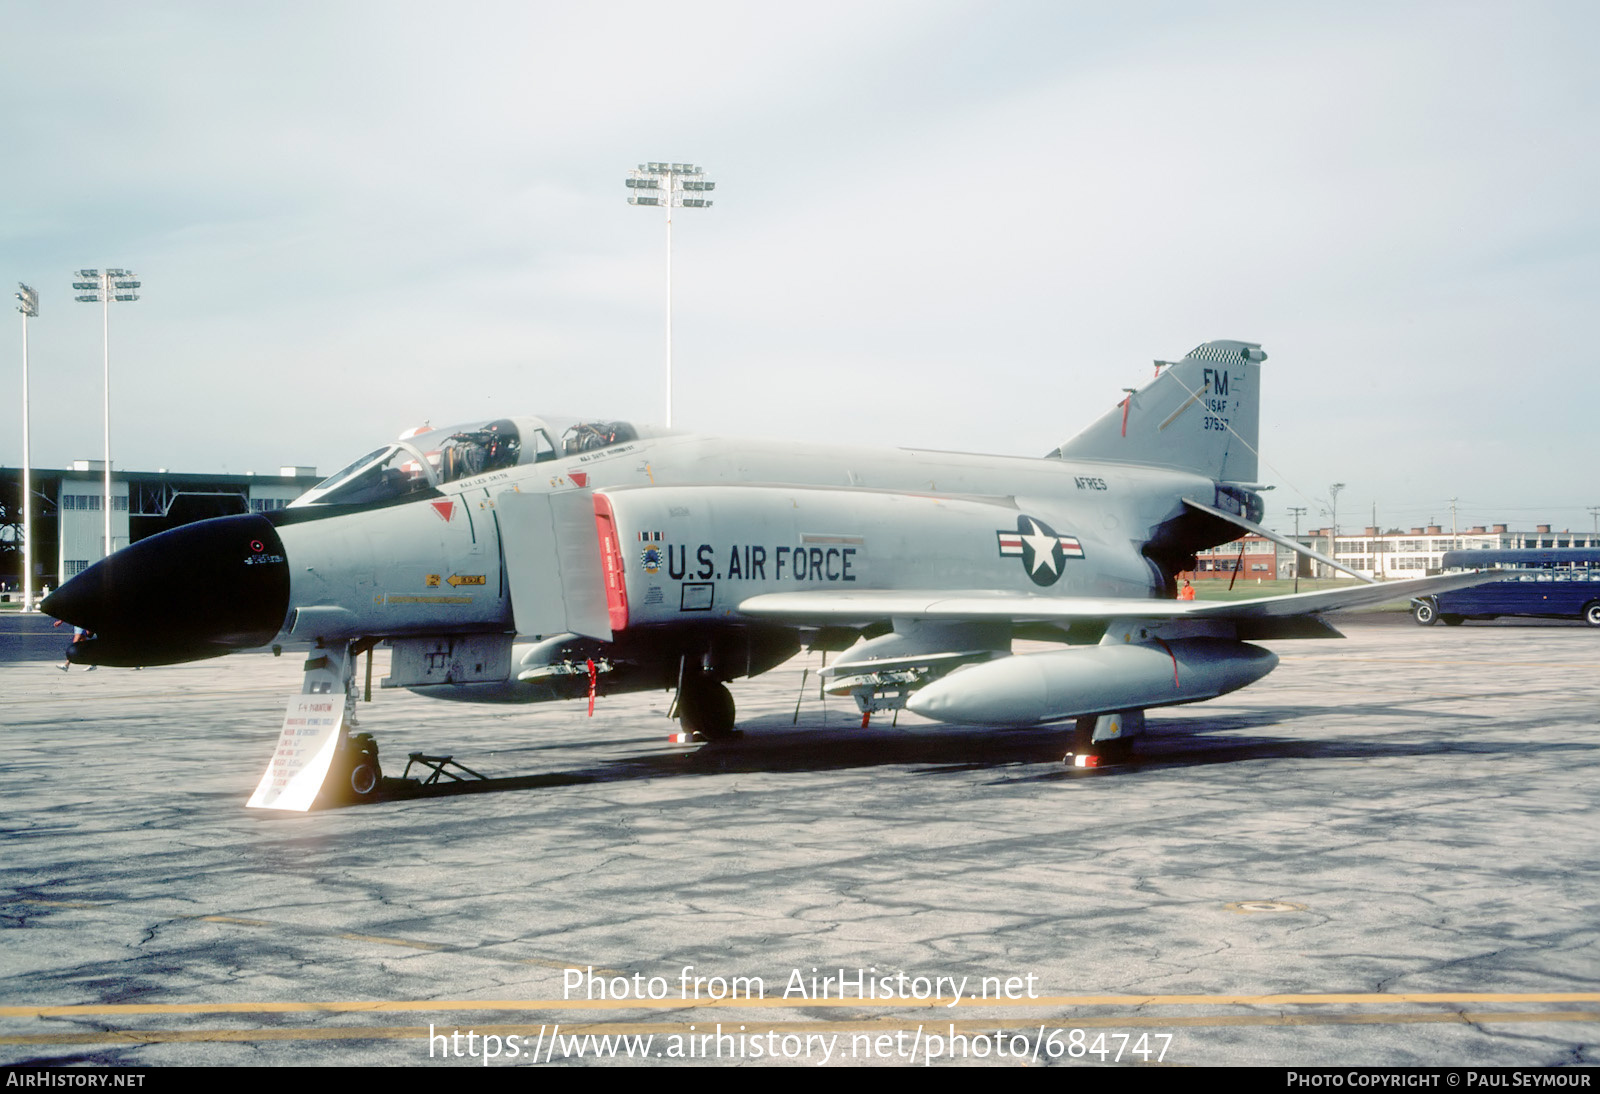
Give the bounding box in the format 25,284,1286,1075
290,416,644,509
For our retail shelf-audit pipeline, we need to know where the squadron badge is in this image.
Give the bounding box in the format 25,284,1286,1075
638,530,664,575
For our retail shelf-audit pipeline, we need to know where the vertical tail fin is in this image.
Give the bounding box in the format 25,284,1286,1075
1050,340,1265,482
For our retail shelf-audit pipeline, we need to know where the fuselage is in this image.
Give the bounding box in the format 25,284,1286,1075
276,431,1213,637
43,421,1232,668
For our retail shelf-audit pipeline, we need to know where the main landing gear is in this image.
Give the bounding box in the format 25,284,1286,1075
675,678,739,741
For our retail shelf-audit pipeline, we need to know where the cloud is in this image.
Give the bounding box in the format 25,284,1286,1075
2,1,1596,526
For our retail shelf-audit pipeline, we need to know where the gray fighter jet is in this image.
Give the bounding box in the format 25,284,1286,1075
43,340,1486,801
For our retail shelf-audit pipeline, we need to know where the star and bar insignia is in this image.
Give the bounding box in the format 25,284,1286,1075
997,516,1084,586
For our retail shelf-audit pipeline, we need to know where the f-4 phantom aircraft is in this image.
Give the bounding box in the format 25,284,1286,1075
43,340,1486,806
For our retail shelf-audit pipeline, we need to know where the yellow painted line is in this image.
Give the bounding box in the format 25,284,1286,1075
336,933,449,952
3,1012,1599,1047
5,992,1599,1018
514,958,622,974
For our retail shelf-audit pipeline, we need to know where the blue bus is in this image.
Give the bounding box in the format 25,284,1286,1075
1413,549,1600,627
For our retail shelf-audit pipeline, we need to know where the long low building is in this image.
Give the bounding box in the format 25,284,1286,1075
1322,523,1600,578
0,462,323,593
1185,523,1600,582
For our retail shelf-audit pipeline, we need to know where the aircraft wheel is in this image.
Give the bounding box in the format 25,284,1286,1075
345,733,382,800
1441,614,1465,626
1584,602,1600,628
679,680,737,740
1412,599,1438,626
1098,737,1136,764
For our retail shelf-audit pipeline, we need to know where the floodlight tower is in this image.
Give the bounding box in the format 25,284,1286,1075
625,162,714,427
72,268,141,560
15,284,38,610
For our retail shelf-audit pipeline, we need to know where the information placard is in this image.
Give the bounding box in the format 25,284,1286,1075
245,694,343,810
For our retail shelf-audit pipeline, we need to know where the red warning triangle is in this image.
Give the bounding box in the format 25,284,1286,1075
569,472,588,487
431,499,455,522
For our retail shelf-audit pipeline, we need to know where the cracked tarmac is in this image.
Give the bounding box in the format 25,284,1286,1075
1,612,1597,1066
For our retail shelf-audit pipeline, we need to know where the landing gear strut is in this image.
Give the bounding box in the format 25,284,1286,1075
677,679,738,741
1066,710,1142,768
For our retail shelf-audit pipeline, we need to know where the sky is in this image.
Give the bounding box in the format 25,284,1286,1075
3,1,1597,535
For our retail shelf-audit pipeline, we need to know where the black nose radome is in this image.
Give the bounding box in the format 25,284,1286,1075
43,514,291,667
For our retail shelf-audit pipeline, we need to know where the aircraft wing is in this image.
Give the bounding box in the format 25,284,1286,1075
737,569,1491,626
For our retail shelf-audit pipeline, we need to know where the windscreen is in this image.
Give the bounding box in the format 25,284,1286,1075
290,419,530,509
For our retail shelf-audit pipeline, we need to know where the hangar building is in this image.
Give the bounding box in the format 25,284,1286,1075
0,463,323,593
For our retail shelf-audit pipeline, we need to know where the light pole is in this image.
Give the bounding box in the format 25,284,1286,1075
1287,505,1306,591
626,162,714,427
1370,499,1381,580
72,268,140,560
15,284,38,610
1320,482,1346,579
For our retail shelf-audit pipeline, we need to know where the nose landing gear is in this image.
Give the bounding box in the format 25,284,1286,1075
340,733,383,801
